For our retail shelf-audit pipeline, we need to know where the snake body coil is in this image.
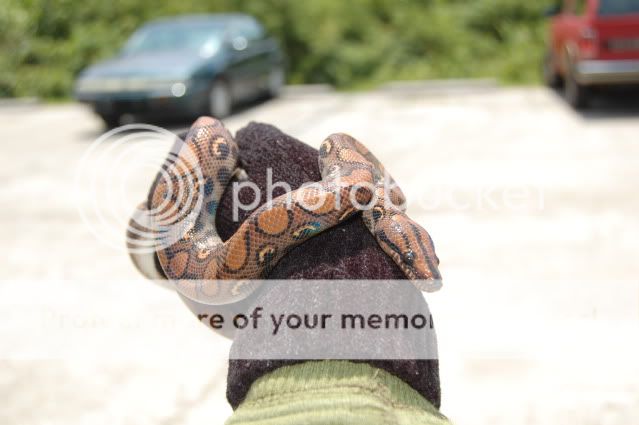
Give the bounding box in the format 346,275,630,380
128,117,441,304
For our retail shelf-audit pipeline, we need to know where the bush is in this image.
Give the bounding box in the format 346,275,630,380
0,0,554,99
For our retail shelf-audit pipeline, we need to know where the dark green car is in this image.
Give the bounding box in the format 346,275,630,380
74,14,285,127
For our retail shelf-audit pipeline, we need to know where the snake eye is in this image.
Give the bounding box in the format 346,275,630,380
403,250,415,265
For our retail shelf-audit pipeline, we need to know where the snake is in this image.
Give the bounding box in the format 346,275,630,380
127,116,441,305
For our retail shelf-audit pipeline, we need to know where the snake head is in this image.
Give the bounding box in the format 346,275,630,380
372,210,442,291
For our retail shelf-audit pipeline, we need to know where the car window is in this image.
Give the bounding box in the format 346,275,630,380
599,0,639,16
122,23,226,56
235,18,265,41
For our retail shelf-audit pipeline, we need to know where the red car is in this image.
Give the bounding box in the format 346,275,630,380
544,0,639,107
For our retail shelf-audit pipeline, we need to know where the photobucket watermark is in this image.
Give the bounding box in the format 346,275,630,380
229,168,408,221
230,169,544,220
75,124,544,256
75,124,205,255
408,184,545,213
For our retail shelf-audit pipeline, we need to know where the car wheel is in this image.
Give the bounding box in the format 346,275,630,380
208,79,232,118
543,50,562,88
564,67,589,109
267,66,285,98
98,113,120,129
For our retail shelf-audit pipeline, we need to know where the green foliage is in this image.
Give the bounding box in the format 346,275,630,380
0,0,554,99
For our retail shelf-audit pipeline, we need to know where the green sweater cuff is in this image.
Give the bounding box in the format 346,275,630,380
226,361,450,425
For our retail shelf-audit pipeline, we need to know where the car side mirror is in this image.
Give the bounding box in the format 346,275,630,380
543,4,561,17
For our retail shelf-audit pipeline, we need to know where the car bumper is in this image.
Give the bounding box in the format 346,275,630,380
576,60,639,85
74,81,209,117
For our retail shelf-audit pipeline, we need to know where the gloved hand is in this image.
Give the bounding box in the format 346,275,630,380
137,121,443,417
205,122,442,410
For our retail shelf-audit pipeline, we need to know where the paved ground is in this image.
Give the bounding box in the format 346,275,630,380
1,85,638,425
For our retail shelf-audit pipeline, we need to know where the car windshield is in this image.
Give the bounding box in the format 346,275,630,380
121,22,226,57
599,0,639,16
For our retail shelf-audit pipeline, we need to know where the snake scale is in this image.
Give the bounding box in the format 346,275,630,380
127,116,441,304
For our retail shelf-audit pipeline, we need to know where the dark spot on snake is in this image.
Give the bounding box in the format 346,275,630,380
372,207,384,222
319,140,332,157
377,231,404,260
292,222,322,239
193,218,205,233
207,200,218,215
192,136,206,161
257,245,277,265
204,179,215,196
403,250,415,265
197,248,212,259
355,186,373,205
213,140,230,159
217,167,231,184
408,222,442,279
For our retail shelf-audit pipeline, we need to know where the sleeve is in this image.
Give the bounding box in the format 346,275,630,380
226,360,451,425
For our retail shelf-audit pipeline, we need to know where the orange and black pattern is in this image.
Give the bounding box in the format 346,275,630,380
131,117,441,304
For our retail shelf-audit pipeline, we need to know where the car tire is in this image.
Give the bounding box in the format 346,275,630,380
267,66,285,98
564,67,589,109
208,79,232,118
98,113,120,129
543,51,562,88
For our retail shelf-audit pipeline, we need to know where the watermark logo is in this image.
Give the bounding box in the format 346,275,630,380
76,125,545,256
75,124,204,254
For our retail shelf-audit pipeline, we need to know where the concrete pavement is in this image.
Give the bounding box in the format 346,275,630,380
1,86,638,424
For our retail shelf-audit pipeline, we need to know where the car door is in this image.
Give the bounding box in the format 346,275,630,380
225,18,269,101
239,19,281,94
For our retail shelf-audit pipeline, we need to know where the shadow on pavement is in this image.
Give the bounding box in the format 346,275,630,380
578,90,639,120
76,95,277,141
136,95,277,132
551,86,639,121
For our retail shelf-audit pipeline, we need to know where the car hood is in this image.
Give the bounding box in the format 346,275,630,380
80,50,210,80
